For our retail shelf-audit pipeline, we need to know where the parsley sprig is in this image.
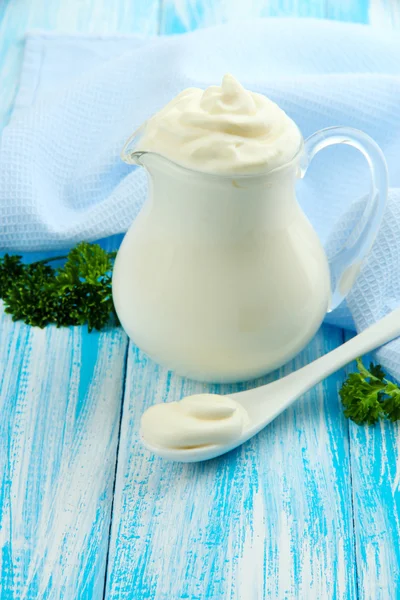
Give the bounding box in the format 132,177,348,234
0,242,118,331
340,358,400,425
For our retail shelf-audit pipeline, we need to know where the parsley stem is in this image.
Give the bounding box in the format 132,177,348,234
33,250,117,266
34,255,68,265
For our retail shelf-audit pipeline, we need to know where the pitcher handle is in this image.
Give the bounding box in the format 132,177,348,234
299,126,388,311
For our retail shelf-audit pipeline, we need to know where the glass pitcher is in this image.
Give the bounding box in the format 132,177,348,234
113,125,388,383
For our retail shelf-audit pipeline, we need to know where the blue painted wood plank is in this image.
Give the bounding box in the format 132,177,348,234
342,333,400,598
0,0,160,597
0,312,128,599
160,0,325,34
105,325,357,599
351,417,400,598
160,0,373,35
325,0,369,23
343,1,400,596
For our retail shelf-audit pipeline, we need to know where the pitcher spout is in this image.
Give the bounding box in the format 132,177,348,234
121,122,174,170
121,123,150,166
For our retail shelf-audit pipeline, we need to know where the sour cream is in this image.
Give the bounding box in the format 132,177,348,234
136,73,301,173
141,394,249,449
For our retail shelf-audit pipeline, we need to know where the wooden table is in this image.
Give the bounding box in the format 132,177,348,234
0,1,399,598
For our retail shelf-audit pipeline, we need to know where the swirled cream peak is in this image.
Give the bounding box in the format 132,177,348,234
136,74,301,173
141,394,248,450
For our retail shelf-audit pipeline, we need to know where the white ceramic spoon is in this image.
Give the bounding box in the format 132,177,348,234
141,307,400,463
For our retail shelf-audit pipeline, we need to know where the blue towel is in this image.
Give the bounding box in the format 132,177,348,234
1,19,400,377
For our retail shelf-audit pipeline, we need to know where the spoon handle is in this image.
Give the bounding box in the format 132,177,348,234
243,307,400,405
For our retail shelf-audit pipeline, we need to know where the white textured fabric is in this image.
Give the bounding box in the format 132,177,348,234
1,20,400,376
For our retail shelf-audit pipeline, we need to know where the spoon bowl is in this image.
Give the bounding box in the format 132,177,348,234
141,307,400,462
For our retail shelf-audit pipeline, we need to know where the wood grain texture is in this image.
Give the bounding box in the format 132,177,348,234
325,1,369,23
160,0,372,34
0,0,161,131
0,311,128,599
1,0,398,598
0,1,159,598
105,326,357,600
351,419,400,599
343,336,400,599
160,0,325,34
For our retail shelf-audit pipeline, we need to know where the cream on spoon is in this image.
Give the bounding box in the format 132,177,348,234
141,394,249,450
140,307,400,462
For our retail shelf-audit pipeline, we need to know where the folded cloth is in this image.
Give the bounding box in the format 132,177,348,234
1,19,400,377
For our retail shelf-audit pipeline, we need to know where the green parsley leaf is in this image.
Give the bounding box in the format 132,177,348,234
0,254,24,297
0,242,118,331
340,358,400,425
382,382,400,422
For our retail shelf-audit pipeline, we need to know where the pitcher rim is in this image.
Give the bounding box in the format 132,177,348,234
121,122,305,179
